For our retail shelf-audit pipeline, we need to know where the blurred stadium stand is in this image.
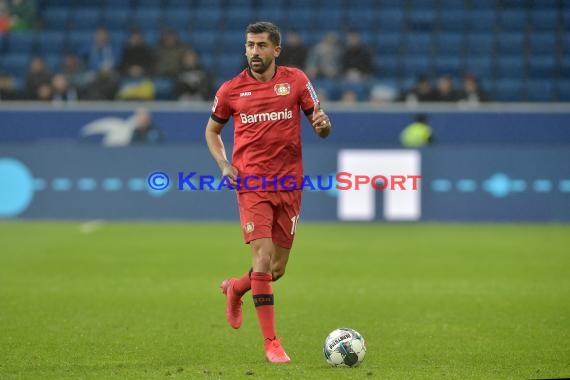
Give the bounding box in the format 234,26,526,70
0,0,568,101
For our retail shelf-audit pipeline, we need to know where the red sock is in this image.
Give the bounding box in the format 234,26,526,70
251,272,276,341
233,269,252,297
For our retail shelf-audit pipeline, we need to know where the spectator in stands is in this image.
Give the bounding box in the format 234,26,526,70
119,29,155,77
400,113,433,147
61,53,93,93
341,31,374,80
174,48,212,101
8,0,37,31
399,75,437,103
434,75,461,102
84,65,119,100
154,29,186,77
0,0,11,34
0,70,18,100
130,108,165,144
34,82,52,101
83,27,118,72
116,64,155,101
24,56,52,100
459,74,489,104
277,31,307,69
305,32,341,79
51,73,79,104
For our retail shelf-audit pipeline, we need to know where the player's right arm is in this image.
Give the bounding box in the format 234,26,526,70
205,117,238,186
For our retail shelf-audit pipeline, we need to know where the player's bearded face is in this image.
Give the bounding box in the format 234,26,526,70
245,33,280,74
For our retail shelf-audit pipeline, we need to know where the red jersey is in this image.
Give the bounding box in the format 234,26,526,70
211,66,319,191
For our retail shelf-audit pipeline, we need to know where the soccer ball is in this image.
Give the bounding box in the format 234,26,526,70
323,327,366,367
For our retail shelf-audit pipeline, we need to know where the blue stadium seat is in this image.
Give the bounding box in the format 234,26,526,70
527,56,556,78
44,53,63,72
494,79,524,101
225,7,256,29
409,0,436,9
102,9,131,31
563,34,570,58
196,0,222,8
311,79,341,101
465,33,495,56
70,8,102,31
404,32,433,56
186,31,219,55
346,8,377,32
376,55,400,78
375,33,401,56
528,32,557,56
315,8,343,30
37,31,66,55
532,0,557,8
404,56,432,77
216,53,247,78
42,7,70,30
153,78,174,100
407,9,436,32
255,8,285,25
468,0,499,10
438,10,468,32
109,0,133,9
495,56,525,79
163,8,191,30
165,0,190,7
68,31,94,54
529,10,559,31
437,33,464,56
558,80,570,101
496,32,526,56
219,30,246,54
281,7,318,30
439,0,468,9
498,9,528,32
131,9,162,30
143,30,160,46
138,0,163,8
464,57,493,78
7,32,36,55
434,56,462,75
0,53,30,77
468,10,497,32
193,9,222,30
339,80,372,101
526,80,554,101
378,9,405,32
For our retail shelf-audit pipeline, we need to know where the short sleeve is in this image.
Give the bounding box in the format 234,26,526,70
211,82,232,123
297,69,319,115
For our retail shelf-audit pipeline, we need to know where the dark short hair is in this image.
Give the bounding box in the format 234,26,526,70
245,21,281,46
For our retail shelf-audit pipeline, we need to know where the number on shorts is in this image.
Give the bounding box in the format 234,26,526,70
290,215,300,235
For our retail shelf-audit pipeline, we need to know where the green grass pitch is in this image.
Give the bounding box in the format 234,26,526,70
1,222,569,379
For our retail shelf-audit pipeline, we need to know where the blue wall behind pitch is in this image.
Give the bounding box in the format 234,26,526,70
1,144,569,222
1,108,569,145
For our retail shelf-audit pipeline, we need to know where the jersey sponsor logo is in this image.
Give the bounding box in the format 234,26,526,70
211,96,219,113
240,91,252,97
274,83,290,96
239,108,293,124
306,81,319,105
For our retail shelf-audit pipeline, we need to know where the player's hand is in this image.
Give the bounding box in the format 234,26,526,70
312,103,331,138
219,160,239,187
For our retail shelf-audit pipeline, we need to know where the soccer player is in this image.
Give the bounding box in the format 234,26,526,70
205,21,332,363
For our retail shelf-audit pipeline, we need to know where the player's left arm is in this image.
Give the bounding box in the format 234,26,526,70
299,71,331,138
